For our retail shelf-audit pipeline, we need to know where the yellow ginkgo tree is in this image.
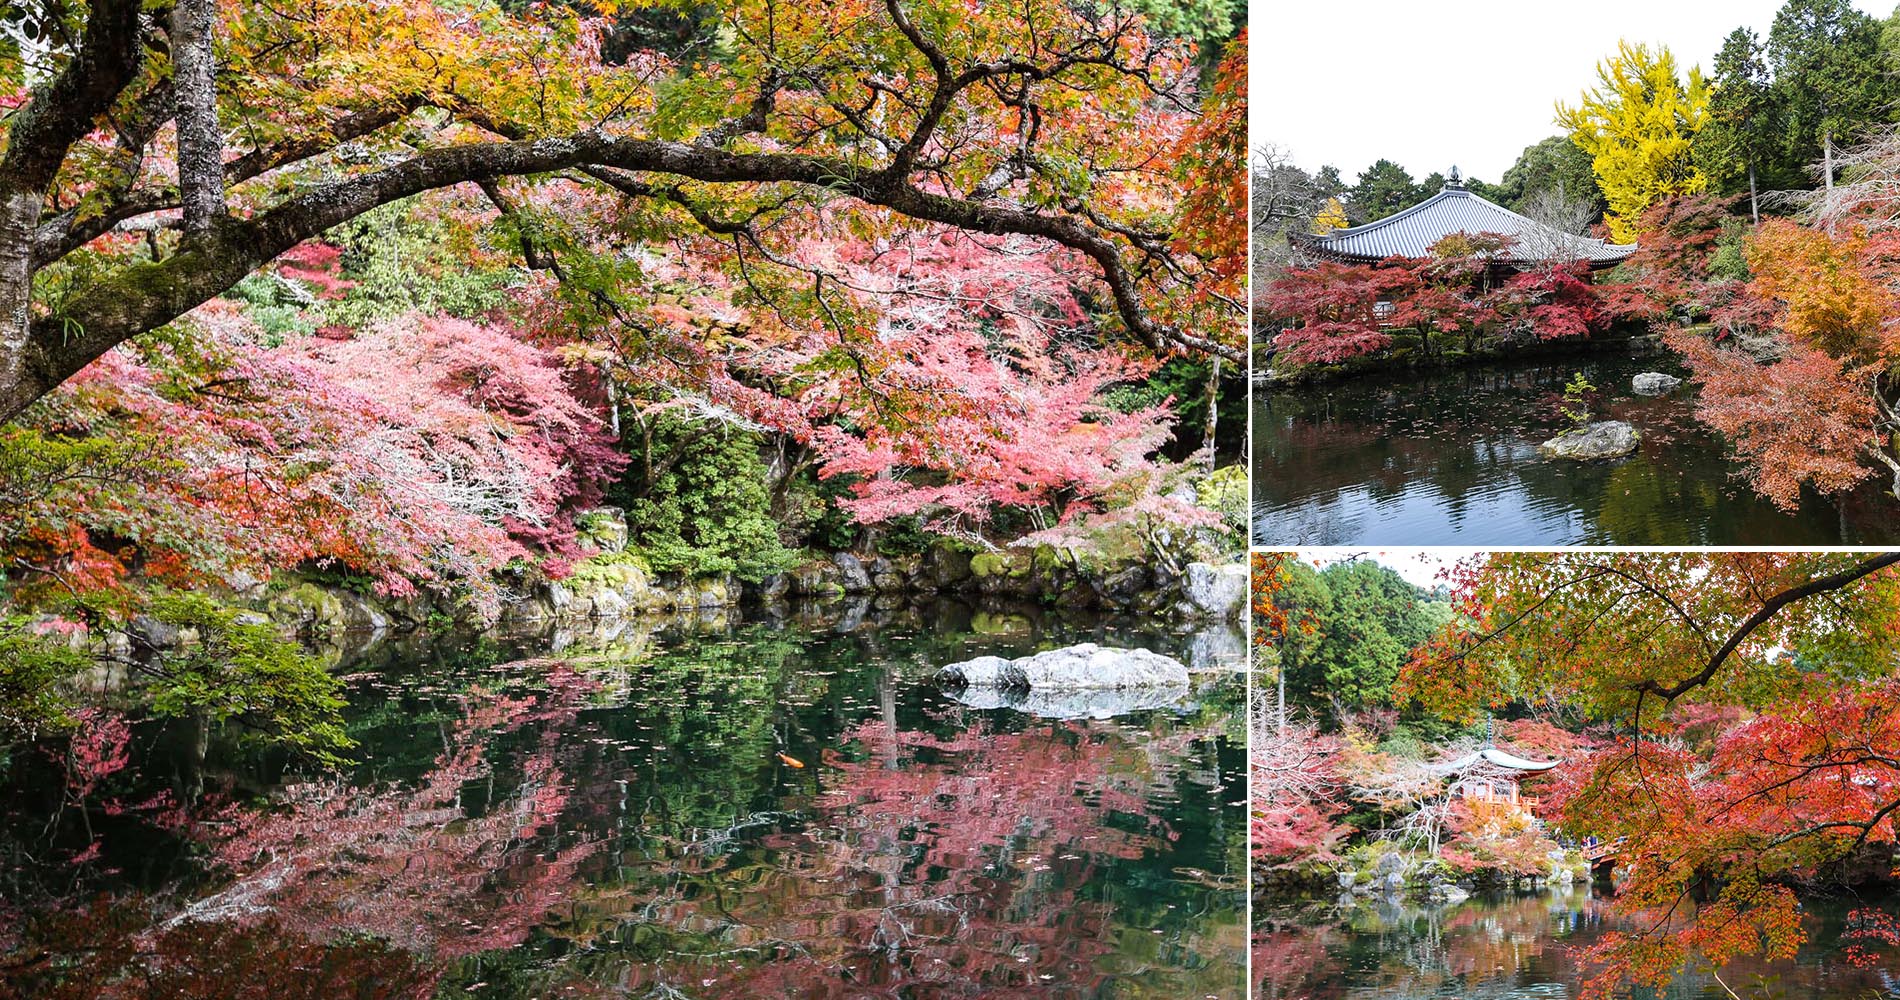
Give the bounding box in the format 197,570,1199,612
1311,197,1350,234
1556,40,1711,243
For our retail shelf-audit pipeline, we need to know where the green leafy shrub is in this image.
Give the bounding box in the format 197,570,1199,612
0,617,86,743
324,201,516,325
872,516,935,557
619,418,798,582
140,593,354,767
1196,464,1248,538
1709,216,1752,282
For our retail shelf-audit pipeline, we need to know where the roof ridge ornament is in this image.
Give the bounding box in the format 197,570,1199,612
1445,166,1465,191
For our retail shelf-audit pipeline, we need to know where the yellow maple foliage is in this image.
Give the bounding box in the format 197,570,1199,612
1745,219,1896,365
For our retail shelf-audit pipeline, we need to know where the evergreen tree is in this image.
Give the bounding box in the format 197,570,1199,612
1697,27,1781,221
1348,159,1426,223
1278,560,1440,716
1768,0,1895,193
1497,136,1606,218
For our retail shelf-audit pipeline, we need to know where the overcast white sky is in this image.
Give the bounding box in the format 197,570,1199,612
1248,0,1894,184
1302,549,1478,590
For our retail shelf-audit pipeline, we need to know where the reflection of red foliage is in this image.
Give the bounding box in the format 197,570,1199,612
697,719,1180,996
188,666,604,969
1252,925,1342,1000
0,899,429,1000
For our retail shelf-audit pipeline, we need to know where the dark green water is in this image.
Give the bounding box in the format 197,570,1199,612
0,602,1246,999
1255,887,1900,1000
1252,352,1900,546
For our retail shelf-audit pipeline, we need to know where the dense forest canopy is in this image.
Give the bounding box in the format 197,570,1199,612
0,0,1243,420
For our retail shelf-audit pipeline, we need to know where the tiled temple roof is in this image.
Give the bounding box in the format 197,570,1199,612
1297,176,1636,269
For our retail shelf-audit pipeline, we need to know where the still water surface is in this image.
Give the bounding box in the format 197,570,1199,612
1252,353,1900,546
1,602,1246,998
1255,887,1900,1000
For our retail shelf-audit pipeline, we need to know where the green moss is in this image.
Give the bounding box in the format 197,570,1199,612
969,552,1008,579
568,549,653,586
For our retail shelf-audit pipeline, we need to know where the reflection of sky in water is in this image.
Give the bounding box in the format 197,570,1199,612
1251,352,1900,546
1253,475,1587,546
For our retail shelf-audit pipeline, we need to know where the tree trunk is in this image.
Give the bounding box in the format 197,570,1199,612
170,0,226,234
0,185,39,421
1747,162,1759,226
1824,130,1835,193
1276,665,1286,735
1201,355,1220,470
1823,131,1838,237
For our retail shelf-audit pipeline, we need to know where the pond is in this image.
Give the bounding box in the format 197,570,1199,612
1254,886,1900,1000
0,600,1247,999
1251,351,1900,546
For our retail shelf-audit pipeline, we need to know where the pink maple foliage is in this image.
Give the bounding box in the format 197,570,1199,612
8,303,622,604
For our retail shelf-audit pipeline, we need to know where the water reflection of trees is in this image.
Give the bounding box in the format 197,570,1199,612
1255,889,1900,1000
1254,888,1606,1000
2,623,1244,999
1252,356,1897,545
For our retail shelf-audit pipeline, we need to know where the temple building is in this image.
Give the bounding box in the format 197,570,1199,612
1295,169,1636,273
1439,744,1560,809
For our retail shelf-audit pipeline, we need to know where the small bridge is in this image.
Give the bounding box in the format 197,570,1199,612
1582,838,1623,878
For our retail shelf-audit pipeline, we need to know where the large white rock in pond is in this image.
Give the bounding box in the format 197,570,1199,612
1539,420,1640,461
937,654,1020,688
937,642,1190,690
1631,371,1682,395
1011,643,1192,690
1182,562,1249,620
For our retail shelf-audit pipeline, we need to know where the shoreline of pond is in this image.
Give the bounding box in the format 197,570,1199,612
1252,880,1900,1000
1252,349,1900,546
1253,324,1668,388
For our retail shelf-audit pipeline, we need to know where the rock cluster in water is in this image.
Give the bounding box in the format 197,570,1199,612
1538,420,1640,461
938,643,1192,690
1630,371,1682,395
758,545,1247,621
244,504,1246,639
936,643,1194,719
